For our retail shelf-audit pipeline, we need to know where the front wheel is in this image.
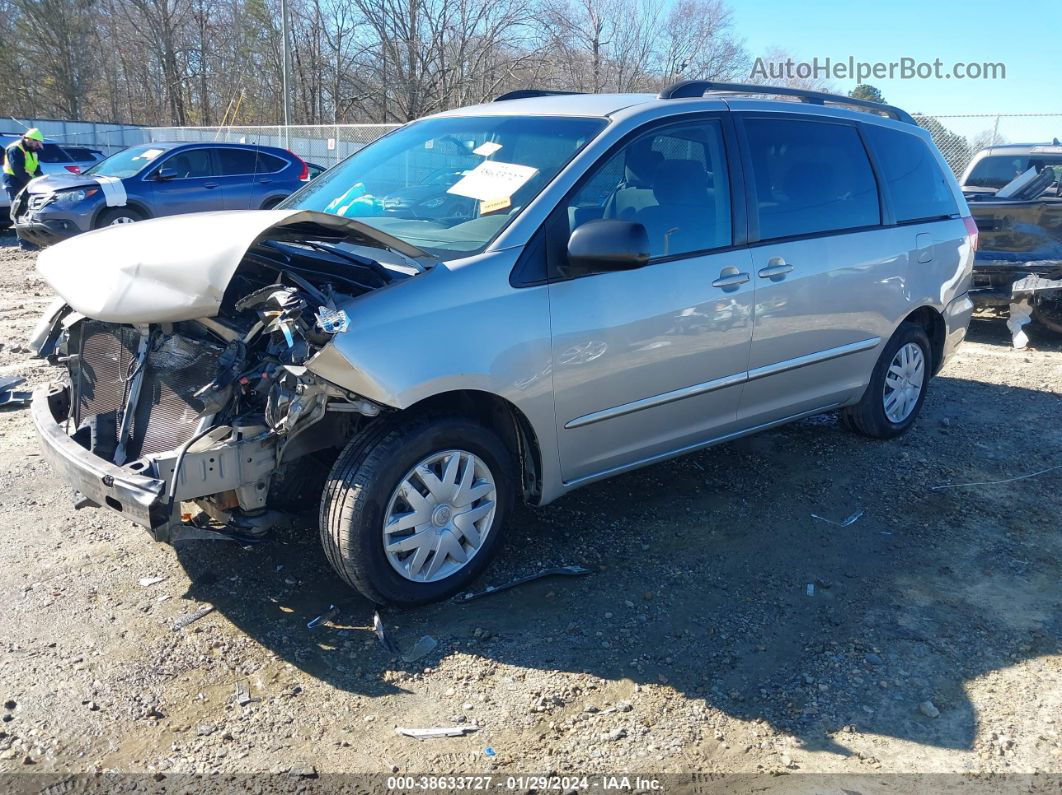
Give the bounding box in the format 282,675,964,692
320,415,515,606
97,207,143,227
843,322,931,439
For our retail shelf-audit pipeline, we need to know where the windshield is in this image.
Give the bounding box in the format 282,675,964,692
281,115,607,258
966,154,1062,190
84,144,169,179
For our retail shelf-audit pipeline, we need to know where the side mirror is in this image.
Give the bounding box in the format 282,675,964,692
566,219,651,275
154,167,178,181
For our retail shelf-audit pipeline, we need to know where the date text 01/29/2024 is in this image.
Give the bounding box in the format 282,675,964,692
386,776,664,790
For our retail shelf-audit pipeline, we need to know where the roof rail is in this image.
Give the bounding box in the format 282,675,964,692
657,80,917,125
493,90,585,102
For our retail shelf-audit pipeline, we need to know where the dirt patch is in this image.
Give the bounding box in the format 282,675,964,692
0,231,1059,776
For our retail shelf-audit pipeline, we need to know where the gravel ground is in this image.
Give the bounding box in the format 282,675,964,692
0,231,1059,778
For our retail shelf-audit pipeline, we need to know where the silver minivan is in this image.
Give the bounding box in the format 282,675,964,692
29,82,976,605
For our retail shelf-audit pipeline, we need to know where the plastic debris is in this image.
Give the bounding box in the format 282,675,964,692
234,681,255,706
373,611,399,654
1007,298,1032,349
172,604,215,630
138,576,167,587
810,509,864,527
461,565,592,601
806,583,815,597
396,726,479,740
0,375,30,408
307,604,340,630
401,635,438,663
315,306,350,334
484,746,497,757
930,463,1062,491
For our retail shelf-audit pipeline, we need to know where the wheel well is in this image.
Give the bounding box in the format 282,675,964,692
903,306,946,374
403,390,543,505
93,201,149,227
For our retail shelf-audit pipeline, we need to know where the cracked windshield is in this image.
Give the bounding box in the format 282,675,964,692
284,115,605,258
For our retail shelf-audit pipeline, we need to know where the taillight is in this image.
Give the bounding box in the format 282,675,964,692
962,216,979,251
64,165,81,174
290,151,308,181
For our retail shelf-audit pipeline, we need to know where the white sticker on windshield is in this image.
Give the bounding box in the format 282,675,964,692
446,160,537,201
133,148,164,161
473,141,502,157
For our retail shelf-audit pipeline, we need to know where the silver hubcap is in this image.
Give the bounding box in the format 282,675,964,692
110,216,135,225
883,342,925,423
383,450,497,583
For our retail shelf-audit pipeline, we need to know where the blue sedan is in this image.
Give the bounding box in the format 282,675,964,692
12,141,311,247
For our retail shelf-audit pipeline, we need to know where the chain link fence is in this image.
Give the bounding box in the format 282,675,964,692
911,114,1062,177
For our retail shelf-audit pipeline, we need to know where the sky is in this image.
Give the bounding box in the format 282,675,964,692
730,0,1061,143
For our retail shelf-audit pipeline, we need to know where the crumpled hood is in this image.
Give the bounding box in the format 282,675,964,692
37,209,426,324
27,172,98,193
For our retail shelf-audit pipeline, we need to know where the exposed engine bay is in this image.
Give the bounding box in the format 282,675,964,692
30,211,430,541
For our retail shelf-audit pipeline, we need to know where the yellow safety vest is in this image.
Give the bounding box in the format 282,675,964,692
3,141,39,178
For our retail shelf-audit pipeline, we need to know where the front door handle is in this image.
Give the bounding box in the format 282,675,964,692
758,257,793,280
712,267,751,290
203,181,219,189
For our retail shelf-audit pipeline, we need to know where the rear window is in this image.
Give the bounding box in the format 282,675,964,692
744,118,880,240
36,144,73,164
966,154,1062,190
866,125,957,222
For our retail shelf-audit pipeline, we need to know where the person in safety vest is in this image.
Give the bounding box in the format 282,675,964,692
3,129,44,199
3,129,45,249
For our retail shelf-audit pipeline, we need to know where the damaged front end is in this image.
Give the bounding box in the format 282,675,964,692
29,211,424,541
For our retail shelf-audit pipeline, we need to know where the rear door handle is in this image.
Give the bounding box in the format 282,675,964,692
203,181,219,189
712,267,751,290
758,257,793,280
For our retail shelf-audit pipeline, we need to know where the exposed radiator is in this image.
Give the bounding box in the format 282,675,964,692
73,323,222,460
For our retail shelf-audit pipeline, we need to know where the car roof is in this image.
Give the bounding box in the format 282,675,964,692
434,92,659,118
976,142,1062,156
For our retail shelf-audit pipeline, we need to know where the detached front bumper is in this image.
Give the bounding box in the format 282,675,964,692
31,383,171,529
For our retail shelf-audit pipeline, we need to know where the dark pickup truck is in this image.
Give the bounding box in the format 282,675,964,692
962,142,1062,335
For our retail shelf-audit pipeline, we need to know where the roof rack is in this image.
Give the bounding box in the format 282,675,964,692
657,80,917,125
493,90,585,102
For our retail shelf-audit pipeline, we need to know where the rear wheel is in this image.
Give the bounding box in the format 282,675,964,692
320,415,515,606
1030,298,1062,336
843,322,931,439
97,207,143,228
261,197,283,210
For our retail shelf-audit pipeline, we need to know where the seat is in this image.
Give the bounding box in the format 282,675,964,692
606,138,665,220
635,159,713,257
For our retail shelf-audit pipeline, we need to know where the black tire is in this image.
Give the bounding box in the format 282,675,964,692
320,414,515,606
843,322,931,439
261,196,283,210
96,207,144,228
1030,298,1062,336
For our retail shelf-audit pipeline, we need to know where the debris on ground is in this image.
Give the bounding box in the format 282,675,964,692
1007,299,1033,349
373,611,399,654
919,700,941,719
484,746,497,757
234,681,255,706
810,508,864,527
461,565,592,601
0,376,30,408
806,583,815,597
138,576,167,587
306,604,340,630
172,604,215,631
401,635,438,663
930,463,1062,490
395,726,479,740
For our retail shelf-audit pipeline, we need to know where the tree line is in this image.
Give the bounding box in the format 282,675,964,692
2,0,771,126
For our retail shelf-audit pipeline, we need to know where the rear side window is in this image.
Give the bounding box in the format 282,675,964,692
37,144,73,164
866,125,958,222
257,152,288,173
744,118,880,240
217,148,259,175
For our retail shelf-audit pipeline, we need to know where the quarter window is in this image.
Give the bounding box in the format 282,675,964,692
866,125,958,222
565,120,732,258
744,118,880,240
